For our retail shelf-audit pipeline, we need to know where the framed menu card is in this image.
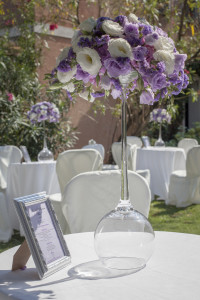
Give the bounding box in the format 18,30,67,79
14,192,71,279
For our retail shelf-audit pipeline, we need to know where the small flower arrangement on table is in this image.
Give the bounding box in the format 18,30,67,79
150,108,171,124
150,108,171,147
27,102,60,161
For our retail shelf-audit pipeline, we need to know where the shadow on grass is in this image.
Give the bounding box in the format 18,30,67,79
150,199,189,217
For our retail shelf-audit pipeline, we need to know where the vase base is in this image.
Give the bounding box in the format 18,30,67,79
101,257,146,271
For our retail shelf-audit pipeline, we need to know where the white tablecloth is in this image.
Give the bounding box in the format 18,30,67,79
0,231,200,300
6,162,60,230
136,147,186,200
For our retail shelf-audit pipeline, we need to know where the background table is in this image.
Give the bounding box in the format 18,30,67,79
0,231,199,300
6,162,60,231
136,147,186,201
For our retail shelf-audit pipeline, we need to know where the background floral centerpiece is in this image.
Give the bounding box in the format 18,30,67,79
27,101,60,161
150,108,171,124
150,108,171,147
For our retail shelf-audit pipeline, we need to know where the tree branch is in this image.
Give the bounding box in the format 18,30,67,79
178,0,187,41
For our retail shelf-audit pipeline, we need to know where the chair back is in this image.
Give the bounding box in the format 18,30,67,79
126,136,143,148
0,145,22,189
82,143,105,160
186,146,200,178
178,138,198,156
111,142,137,170
56,149,103,194
62,170,151,233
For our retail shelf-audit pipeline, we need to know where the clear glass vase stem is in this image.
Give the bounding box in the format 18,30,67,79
159,123,162,140
43,121,47,149
117,87,132,209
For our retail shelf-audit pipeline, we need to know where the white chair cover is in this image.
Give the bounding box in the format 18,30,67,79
82,143,105,160
178,138,198,156
126,136,143,147
62,170,151,233
167,146,200,207
111,142,150,186
0,146,22,241
49,149,103,234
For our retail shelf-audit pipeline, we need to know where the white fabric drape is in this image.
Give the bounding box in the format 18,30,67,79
126,136,143,147
136,147,186,201
62,170,151,233
167,146,200,207
0,146,22,242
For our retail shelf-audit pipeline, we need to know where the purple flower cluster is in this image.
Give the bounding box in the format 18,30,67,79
27,101,60,124
150,108,171,123
52,13,189,105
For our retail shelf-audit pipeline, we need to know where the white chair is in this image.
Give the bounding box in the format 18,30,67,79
49,148,103,234
82,143,105,160
111,142,150,186
167,146,200,207
0,145,23,242
178,138,198,156
126,136,143,148
62,170,151,233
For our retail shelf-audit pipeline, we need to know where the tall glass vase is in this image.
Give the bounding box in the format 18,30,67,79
155,123,165,147
37,122,54,162
94,78,155,271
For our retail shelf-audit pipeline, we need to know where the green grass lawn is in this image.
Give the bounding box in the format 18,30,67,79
0,200,200,254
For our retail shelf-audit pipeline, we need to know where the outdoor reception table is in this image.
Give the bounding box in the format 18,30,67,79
0,231,199,300
6,162,60,231
136,147,186,201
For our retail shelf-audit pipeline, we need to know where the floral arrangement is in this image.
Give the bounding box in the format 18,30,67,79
27,101,60,124
50,13,189,104
150,108,171,123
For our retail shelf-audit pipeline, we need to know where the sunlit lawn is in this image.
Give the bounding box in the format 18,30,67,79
0,200,200,254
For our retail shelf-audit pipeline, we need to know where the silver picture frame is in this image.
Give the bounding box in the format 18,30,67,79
14,192,71,279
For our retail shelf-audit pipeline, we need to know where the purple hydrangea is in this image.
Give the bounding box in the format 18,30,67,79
124,23,139,38
133,46,147,61
141,25,153,36
104,57,132,78
57,60,71,73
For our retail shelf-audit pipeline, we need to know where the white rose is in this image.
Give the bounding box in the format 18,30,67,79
157,117,162,122
57,66,77,83
62,82,75,92
153,50,175,75
102,20,123,36
30,112,37,120
79,90,95,102
76,47,102,76
128,13,140,23
56,47,70,67
108,38,133,58
161,109,166,115
79,17,96,32
154,36,174,52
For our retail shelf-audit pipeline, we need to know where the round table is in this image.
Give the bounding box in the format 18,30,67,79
0,231,200,300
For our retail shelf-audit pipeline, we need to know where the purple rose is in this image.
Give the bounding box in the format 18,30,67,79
174,54,187,72
133,46,147,61
140,89,155,105
104,57,132,78
148,72,168,91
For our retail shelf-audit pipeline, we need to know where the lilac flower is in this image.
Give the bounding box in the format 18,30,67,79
57,60,71,72
126,36,142,47
140,89,155,105
157,61,166,73
141,25,153,35
114,15,128,27
91,92,105,98
104,57,132,78
133,46,147,61
78,37,92,48
76,64,91,83
124,23,139,38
